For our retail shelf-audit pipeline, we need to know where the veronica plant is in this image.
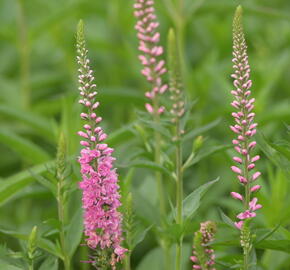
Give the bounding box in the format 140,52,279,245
229,6,262,269
76,20,127,269
168,28,185,270
133,0,169,267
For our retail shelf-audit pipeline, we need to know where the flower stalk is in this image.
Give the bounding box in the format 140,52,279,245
168,28,185,270
230,6,262,269
76,20,127,269
134,1,170,268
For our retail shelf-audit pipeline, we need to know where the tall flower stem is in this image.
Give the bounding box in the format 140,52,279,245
230,6,262,269
153,106,170,270
168,29,185,270
56,133,70,270
175,123,183,270
76,20,127,268
134,1,170,268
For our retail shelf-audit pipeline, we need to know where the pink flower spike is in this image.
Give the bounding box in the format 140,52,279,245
134,0,167,114
234,221,244,230
231,192,243,201
76,20,126,265
251,185,261,193
231,166,242,174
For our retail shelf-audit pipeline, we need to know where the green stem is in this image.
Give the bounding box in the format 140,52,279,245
57,181,70,270
124,252,131,270
241,93,251,270
175,119,183,270
243,250,249,270
17,0,31,109
28,262,33,270
152,98,170,270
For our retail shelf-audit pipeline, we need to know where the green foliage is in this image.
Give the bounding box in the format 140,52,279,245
0,0,289,269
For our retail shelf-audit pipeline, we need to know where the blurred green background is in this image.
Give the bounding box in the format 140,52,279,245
0,0,289,269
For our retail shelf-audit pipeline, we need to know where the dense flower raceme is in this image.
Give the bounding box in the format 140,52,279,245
134,0,168,114
190,221,216,270
76,21,127,268
230,6,262,230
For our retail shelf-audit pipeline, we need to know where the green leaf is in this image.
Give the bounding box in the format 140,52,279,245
39,256,58,270
255,240,290,253
0,128,51,164
0,260,22,270
254,223,281,245
66,207,83,257
121,160,171,176
106,123,135,146
182,178,219,220
0,161,55,206
183,144,232,170
219,209,235,228
131,225,152,249
268,142,290,162
0,105,54,141
136,244,191,270
29,170,57,196
0,228,62,259
133,190,160,224
256,132,290,177
182,118,221,142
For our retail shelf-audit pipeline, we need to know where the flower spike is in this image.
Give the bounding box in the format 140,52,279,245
76,20,127,268
134,0,167,114
230,6,262,228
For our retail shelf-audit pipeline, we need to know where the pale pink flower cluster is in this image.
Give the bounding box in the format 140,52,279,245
190,221,216,270
77,26,127,267
134,0,168,114
230,9,262,230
